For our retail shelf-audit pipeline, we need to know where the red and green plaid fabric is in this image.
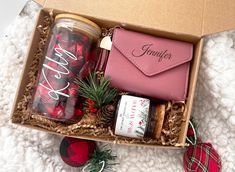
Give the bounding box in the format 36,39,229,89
184,143,222,172
60,137,96,167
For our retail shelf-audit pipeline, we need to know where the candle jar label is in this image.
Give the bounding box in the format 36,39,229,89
115,95,150,138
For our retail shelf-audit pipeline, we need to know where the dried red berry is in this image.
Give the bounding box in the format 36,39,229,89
74,109,83,116
90,108,97,113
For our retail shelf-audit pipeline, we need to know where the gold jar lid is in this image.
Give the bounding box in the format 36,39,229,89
55,13,101,39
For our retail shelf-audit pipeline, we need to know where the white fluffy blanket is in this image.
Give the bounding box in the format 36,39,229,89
0,2,235,172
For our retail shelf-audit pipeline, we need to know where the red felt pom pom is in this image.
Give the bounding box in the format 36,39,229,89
184,143,222,172
60,137,96,167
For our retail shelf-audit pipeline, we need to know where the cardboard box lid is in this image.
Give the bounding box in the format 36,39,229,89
203,0,235,35
34,0,235,37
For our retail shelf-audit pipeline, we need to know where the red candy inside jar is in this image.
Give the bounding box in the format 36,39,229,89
31,14,101,121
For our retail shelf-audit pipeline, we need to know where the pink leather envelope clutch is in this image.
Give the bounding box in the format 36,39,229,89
104,29,193,101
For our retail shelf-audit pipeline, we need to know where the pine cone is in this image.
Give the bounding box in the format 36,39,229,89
97,105,116,127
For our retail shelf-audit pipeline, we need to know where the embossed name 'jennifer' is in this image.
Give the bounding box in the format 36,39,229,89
132,43,172,62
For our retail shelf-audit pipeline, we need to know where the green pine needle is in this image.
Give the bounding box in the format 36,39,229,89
86,148,118,172
74,73,117,108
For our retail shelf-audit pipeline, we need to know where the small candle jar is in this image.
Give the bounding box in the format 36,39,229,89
114,95,165,139
31,14,101,121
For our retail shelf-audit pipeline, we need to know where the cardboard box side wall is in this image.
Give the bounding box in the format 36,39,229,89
178,38,203,144
11,9,203,148
19,123,182,149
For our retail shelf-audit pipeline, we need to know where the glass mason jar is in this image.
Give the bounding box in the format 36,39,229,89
114,95,165,139
31,14,101,121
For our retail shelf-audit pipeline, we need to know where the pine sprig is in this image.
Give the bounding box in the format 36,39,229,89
74,73,117,109
86,148,118,172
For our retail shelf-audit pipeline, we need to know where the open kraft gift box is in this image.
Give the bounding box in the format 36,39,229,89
11,0,235,148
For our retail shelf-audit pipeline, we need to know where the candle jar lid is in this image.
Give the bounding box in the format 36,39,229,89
55,13,101,39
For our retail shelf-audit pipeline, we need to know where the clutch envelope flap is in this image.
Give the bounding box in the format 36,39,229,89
112,29,193,77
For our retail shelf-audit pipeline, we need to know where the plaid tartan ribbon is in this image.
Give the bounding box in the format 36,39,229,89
184,119,222,172
184,143,222,172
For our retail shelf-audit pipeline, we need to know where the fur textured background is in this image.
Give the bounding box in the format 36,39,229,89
0,2,234,172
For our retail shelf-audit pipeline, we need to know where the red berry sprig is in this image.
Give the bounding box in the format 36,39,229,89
86,99,98,113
